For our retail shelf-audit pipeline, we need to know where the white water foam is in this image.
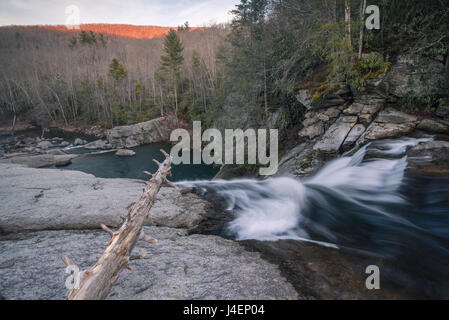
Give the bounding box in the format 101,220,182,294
176,136,433,248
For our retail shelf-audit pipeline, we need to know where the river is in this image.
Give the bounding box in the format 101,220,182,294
62,142,219,181
177,136,449,298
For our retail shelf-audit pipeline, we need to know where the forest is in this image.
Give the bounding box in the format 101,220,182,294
0,0,448,135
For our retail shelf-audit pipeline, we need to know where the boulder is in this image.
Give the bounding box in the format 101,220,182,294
84,139,112,150
37,141,52,149
54,155,77,167
106,116,179,148
436,105,449,119
313,116,358,153
0,227,298,300
375,108,418,124
359,122,416,144
46,149,67,156
0,164,211,233
60,141,70,147
74,138,87,146
115,149,136,157
407,141,449,175
357,108,418,145
417,119,449,133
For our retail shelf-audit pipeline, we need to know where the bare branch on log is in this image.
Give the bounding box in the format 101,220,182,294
100,224,114,237
129,254,149,261
164,178,179,190
61,256,74,267
143,170,153,177
139,231,157,243
62,150,172,300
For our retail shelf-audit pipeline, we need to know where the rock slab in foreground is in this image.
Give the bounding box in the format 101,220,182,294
0,164,209,233
0,227,298,300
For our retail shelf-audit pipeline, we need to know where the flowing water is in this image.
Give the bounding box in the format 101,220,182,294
177,136,449,295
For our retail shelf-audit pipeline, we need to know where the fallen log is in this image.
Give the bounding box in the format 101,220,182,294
62,149,177,300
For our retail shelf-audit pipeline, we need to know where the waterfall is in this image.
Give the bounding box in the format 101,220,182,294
176,136,449,262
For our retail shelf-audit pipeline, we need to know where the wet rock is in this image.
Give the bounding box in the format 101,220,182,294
60,141,70,147
54,155,77,167
0,164,211,233
407,140,449,175
313,116,357,153
74,138,87,146
46,149,67,156
84,139,112,150
417,119,449,133
0,227,298,300
115,149,136,157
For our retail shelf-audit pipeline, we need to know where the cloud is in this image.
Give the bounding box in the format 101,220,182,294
0,0,239,26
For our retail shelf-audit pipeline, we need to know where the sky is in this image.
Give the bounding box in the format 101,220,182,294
0,0,240,27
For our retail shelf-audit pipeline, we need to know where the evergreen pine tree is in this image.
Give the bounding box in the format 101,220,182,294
159,29,184,114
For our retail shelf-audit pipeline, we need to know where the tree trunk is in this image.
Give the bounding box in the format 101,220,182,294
358,0,367,60
11,106,16,137
263,58,268,115
62,149,177,300
345,0,352,48
174,82,178,117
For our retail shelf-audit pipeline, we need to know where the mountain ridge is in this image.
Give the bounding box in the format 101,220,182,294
0,23,205,39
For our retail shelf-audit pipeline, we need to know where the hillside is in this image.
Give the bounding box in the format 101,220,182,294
2,24,203,40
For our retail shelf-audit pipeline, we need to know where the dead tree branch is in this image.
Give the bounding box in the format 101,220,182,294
62,149,173,300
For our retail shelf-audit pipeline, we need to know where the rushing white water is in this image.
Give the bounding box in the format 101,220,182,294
177,136,440,253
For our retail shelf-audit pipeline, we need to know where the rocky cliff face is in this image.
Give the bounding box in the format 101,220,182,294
105,116,181,148
277,55,449,177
